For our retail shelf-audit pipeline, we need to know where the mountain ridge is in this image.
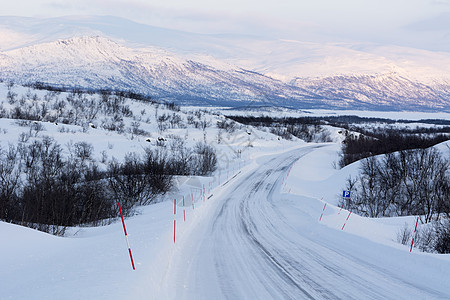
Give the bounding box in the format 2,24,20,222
1,16,450,111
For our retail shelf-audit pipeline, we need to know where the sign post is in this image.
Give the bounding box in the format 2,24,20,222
340,190,351,214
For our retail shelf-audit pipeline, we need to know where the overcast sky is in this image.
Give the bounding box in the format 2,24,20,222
2,0,450,50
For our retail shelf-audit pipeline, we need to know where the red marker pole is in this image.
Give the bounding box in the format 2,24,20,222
410,217,419,252
173,199,176,243
341,211,352,230
319,203,327,221
183,196,186,222
338,202,344,214
191,193,195,210
118,202,135,270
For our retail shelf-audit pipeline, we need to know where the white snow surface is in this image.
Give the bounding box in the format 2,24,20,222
1,142,449,299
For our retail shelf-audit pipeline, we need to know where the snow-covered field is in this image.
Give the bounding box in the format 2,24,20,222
1,138,449,298
213,106,450,121
0,83,449,299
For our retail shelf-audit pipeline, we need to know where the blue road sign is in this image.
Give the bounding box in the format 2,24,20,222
343,191,351,198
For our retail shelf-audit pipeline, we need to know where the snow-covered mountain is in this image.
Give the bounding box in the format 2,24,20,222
1,16,449,111
0,36,315,107
293,72,450,111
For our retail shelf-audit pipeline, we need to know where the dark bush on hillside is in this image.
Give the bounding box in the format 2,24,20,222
108,154,151,216
339,131,449,167
434,220,450,254
217,119,237,133
143,148,174,195
398,220,450,254
1,138,117,235
164,101,180,112
0,137,184,234
346,147,449,253
193,142,218,175
229,115,332,142
341,147,449,221
0,145,22,222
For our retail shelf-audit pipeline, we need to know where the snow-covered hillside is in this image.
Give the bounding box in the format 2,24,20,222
0,36,314,107
1,16,449,111
1,81,449,299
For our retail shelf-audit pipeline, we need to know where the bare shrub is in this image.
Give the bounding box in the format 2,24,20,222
397,223,412,245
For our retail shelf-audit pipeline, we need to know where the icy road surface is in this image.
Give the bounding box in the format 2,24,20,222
157,146,450,299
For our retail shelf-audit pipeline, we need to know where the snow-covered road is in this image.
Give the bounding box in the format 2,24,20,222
2,145,449,300
158,146,450,299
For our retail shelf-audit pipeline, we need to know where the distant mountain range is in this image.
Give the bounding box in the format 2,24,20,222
0,16,449,111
